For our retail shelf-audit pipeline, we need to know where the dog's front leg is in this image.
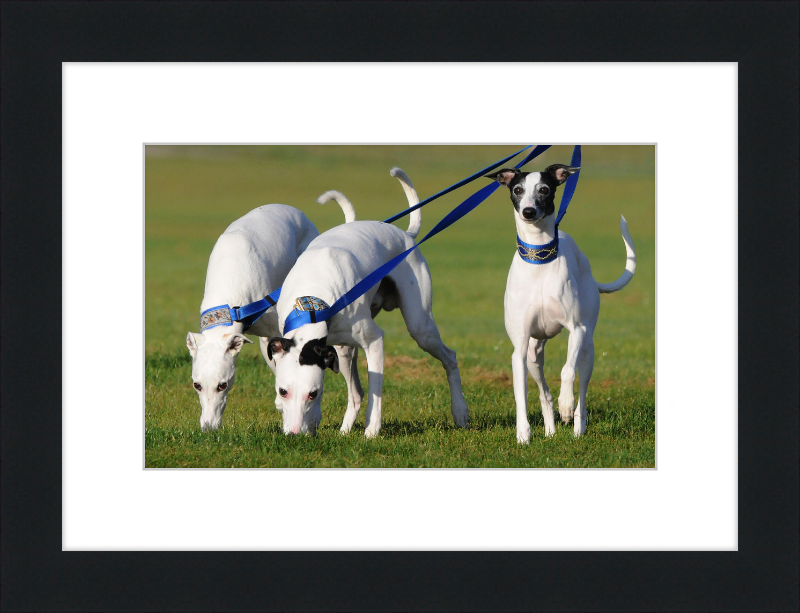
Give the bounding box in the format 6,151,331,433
527,339,556,437
356,321,385,439
336,345,364,434
559,325,586,428
510,335,532,444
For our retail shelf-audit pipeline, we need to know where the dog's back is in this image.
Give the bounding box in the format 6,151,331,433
202,204,318,311
277,221,414,319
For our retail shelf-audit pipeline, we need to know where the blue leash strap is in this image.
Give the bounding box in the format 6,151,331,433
230,286,282,330
383,144,543,224
200,286,283,333
283,146,552,334
515,144,553,170
555,145,581,226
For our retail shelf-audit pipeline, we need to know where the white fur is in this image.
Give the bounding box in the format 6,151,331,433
501,171,636,442
270,169,469,437
186,201,356,431
316,190,356,223
389,167,421,239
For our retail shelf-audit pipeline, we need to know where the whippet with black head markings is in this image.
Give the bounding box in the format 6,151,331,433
267,168,470,437
186,200,359,431
485,164,636,442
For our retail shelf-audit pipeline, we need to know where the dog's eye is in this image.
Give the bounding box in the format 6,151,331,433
217,382,228,392
308,390,318,400
538,185,550,196
513,186,524,196
279,388,288,398
193,382,202,392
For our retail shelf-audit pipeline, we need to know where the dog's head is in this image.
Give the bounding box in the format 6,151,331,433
267,325,339,436
485,164,579,223
186,330,253,431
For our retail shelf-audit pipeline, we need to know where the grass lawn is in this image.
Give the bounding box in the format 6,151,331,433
145,145,655,467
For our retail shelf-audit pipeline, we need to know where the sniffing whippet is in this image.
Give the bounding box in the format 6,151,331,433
266,169,470,437
485,164,636,442
186,200,357,431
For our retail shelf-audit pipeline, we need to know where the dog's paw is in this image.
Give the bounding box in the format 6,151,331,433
364,427,381,439
516,425,531,444
544,423,556,438
558,394,575,424
452,407,470,429
573,413,587,437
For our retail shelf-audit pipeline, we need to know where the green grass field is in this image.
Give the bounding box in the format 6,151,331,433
145,145,655,467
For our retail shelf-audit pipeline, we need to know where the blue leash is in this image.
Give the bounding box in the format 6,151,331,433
516,145,581,265
282,145,553,334
382,144,548,224
200,145,569,335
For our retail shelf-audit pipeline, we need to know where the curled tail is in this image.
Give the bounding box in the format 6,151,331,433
316,190,357,223
390,167,421,239
597,215,636,293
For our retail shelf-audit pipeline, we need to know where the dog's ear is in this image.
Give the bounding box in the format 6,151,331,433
313,344,340,373
186,332,206,358
267,337,294,361
221,332,253,356
544,164,580,185
484,168,520,186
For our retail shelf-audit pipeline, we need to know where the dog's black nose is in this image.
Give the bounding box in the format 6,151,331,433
522,207,536,220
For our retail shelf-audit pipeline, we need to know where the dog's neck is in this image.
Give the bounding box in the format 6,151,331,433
286,321,329,343
514,213,557,246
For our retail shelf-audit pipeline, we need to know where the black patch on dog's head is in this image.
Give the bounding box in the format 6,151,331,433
531,172,560,217
267,337,295,361
298,336,339,373
507,172,530,212
484,168,529,212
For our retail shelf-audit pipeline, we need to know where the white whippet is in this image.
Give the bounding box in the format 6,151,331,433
266,169,470,437
186,200,357,431
485,164,636,442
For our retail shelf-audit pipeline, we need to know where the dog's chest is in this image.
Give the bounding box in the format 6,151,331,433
505,257,571,339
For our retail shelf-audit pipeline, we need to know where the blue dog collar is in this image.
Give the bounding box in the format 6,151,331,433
199,288,281,333
200,305,234,332
516,234,559,265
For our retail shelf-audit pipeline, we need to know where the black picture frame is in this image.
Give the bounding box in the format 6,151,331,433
2,1,798,611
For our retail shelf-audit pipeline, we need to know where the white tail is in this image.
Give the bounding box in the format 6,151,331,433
316,190,357,223
597,215,637,293
390,167,421,239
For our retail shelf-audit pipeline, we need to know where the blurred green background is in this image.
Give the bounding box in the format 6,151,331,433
145,145,655,467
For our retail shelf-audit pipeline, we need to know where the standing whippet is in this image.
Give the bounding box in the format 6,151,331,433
485,164,636,442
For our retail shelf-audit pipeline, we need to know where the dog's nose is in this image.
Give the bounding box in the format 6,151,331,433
522,207,536,220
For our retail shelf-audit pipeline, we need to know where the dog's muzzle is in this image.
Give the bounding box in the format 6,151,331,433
522,207,537,220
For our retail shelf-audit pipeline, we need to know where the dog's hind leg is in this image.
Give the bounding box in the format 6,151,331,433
391,260,470,429
336,344,364,434
408,321,470,429
527,338,556,437
574,337,594,437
